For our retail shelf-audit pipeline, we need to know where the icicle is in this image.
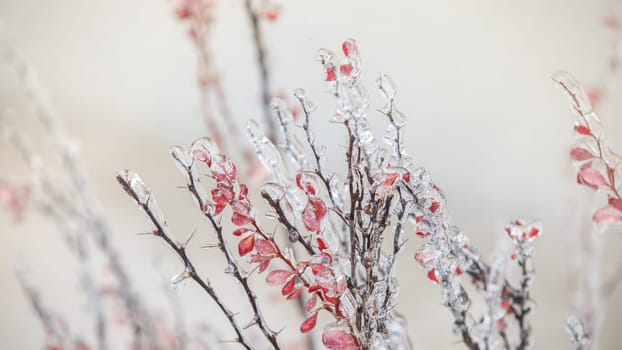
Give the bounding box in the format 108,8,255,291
117,169,169,233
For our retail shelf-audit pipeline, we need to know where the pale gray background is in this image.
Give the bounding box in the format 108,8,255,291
1,0,622,349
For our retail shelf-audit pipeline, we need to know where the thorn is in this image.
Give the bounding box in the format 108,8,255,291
243,318,257,329
136,231,155,236
200,243,219,249
181,227,198,248
247,264,260,277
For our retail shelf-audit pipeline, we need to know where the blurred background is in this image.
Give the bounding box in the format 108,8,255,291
1,0,622,348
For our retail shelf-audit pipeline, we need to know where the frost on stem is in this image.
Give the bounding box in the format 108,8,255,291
0,34,162,350
553,71,622,225
117,39,550,350
554,71,622,348
565,316,591,350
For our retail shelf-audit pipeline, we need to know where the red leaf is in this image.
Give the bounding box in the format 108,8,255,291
317,238,328,250
402,172,411,182
609,197,622,212
266,270,292,286
263,7,280,21
527,227,540,238
258,260,271,273
322,329,358,350
233,228,251,237
427,269,439,284
578,167,609,189
281,277,296,296
304,294,318,312
238,234,255,256
300,312,318,333
325,68,336,82
592,205,622,224
296,172,316,195
287,287,303,300
238,184,249,200
342,40,354,56
429,201,440,213
310,263,326,275
232,212,254,226
302,198,327,233
575,125,592,136
570,147,594,161
254,238,275,255
339,64,353,76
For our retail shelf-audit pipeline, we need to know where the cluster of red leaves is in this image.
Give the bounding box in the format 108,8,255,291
409,179,454,284
570,123,622,224
191,140,356,348
324,39,358,82
504,219,542,260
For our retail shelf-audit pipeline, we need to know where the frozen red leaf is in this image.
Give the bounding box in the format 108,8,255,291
296,172,316,195
574,125,592,136
305,293,318,312
300,312,318,333
578,167,609,189
325,68,337,82
402,172,411,182
263,7,280,21
380,172,399,189
339,64,353,76
527,226,540,238
317,237,328,250
427,269,439,284
322,329,357,350
232,212,253,226
254,238,275,255
233,228,252,237
592,205,622,224
341,39,357,57
238,234,255,256
609,197,622,212
258,260,271,273
174,0,196,19
414,246,440,269
238,184,249,200
281,277,296,296
287,287,303,300
429,201,440,213
603,14,620,29
302,197,327,233
266,270,292,286
570,147,594,161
